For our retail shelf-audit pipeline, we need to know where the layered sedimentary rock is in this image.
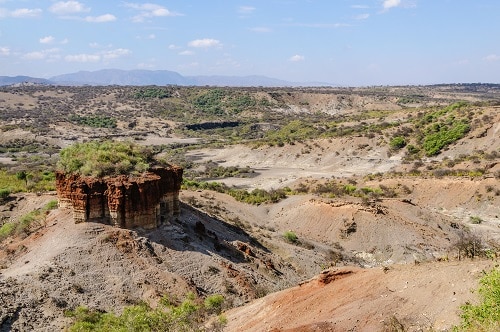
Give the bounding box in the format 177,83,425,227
56,166,183,229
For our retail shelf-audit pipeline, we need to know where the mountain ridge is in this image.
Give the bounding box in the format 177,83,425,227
0,69,333,87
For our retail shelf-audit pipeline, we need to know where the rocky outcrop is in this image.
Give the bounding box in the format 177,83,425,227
56,166,183,229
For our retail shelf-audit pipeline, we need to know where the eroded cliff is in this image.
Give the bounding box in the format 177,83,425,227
56,166,183,229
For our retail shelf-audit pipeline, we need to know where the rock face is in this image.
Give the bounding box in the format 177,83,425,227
56,166,183,229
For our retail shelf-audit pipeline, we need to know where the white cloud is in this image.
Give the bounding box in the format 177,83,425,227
289,55,305,62
85,14,116,23
0,46,10,56
102,48,130,60
65,54,101,62
49,1,90,15
484,54,500,62
10,8,42,18
168,44,181,50
125,3,181,22
188,38,222,48
22,48,60,60
352,5,370,9
249,27,271,33
383,0,401,10
40,36,55,44
287,22,350,28
23,51,45,60
381,0,416,12
179,50,194,56
355,13,370,20
147,34,156,39
60,38,69,44
238,6,255,14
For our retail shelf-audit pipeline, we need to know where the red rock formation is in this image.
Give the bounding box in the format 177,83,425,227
56,166,183,229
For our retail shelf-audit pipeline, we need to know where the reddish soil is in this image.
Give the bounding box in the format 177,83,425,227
225,260,495,332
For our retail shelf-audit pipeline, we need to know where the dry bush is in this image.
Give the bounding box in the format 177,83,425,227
452,231,485,260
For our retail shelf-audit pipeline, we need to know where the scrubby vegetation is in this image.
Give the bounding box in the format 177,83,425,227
133,87,172,99
69,114,117,128
422,120,470,156
293,178,404,200
283,230,298,243
412,102,471,156
0,169,55,193
192,89,258,116
57,141,154,177
66,293,226,332
455,267,500,331
389,136,407,150
0,200,58,242
182,179,288,205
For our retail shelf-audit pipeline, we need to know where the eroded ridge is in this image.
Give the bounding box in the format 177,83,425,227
56,166,183,229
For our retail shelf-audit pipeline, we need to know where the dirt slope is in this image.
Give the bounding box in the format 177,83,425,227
0,195,307,331
224,260,495,332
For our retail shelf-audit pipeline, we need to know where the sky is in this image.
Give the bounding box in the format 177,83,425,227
0,0,499,86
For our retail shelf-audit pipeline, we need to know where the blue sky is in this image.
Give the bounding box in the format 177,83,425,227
0,0,499,85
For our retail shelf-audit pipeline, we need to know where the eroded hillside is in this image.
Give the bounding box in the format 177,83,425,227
0,84,499,330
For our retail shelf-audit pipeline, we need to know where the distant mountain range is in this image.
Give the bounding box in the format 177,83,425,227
0,69,333,87
0,76,53,86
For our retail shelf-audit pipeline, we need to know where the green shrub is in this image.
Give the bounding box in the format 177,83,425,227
182,179,287,205
1,202,58,241
69,115,117,128
406,144,420,154
0,222,16,241
133,87,171,99
390,136,407,149
423,121,470,156
455,268,500,331
227,188,287,205
204,294,224,314
0,188,10,199
191,89,257,116
265,120,319,145
19,209,42,232
58,141,153,177
45,200,59,210
283,230,298,243
1,169,60,193
0,170,26,193
469,216,483,224
343,184,357,194
67,293,226,332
